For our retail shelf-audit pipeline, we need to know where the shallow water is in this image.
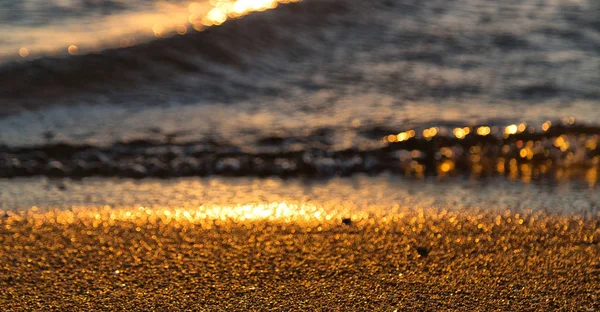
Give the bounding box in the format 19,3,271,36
1,176,598,215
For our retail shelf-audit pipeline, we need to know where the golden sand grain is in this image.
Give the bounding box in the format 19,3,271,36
1,207,598,311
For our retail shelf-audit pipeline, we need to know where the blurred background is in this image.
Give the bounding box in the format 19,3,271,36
0,0,599,183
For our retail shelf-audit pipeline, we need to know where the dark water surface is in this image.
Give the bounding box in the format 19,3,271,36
1,0,599,183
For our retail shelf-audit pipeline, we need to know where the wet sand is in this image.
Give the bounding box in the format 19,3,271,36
1,177,599,310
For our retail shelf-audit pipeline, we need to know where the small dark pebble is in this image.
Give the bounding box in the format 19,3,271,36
342,218,352,226
415,246,429,257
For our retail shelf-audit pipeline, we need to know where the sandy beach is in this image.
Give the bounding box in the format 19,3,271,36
1,205,598,310
1,177,598,310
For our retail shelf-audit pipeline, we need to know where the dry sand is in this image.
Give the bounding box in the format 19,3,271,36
1,177,599,310
1,206,599,311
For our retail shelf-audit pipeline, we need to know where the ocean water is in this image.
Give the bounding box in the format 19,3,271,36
0,0,599,185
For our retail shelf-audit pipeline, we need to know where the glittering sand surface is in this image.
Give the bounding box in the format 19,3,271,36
1,177,599,310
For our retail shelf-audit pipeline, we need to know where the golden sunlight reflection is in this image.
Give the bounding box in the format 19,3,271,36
439,160,455,174
379,118,600,182
562,117,576,125
176,24,188,35
202,202,338,221
504,124,518,137
158,0,301,37
586,167,597,187
67,45,79,55
476,126,491,136
18,47,29,58
554,135,570,152
4,0,301,59
386,130,415,143
198,0,300,27
453,127,470,139
423,127,439,140
542,121,552,131
7,202,367,227
397,130,415,142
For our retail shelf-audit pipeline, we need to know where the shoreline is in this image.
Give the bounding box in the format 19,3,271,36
1,176,599,215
